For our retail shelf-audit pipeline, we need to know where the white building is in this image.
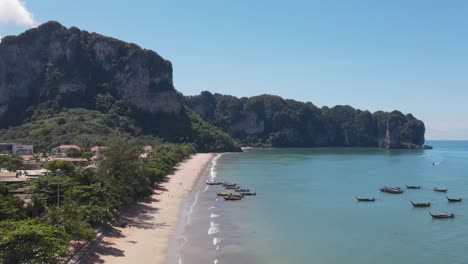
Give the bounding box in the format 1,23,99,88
0,143,34,154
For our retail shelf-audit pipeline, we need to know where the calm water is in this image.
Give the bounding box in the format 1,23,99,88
171,141,468,264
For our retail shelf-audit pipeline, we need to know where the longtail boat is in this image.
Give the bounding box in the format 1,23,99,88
446,196,462,202
242,192,256,196
206,181,223,186
223,183,237,187
230,193,244,198
225,186,238,190
379,187,403,194
406,185,421,189
217,192,231,197
224,196,242,201
411,201,431,207
356,197,375,202
430,212,454,219
235,188,250,193
433,188,448,193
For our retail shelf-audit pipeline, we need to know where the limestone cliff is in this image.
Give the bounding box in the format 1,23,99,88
185,92,427,149
0,22,241,152
0,21,181,127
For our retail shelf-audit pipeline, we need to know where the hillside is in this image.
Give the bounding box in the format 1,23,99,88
185,92,427,149
0,21,240,152
0,21,427,150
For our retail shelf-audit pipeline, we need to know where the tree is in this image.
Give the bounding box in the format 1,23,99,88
97,139,151,206
31,175,76,206
63,184,117,225
0,183,8,196
43,206,95,242
0,196,24,221
0,219,69,264
0,155,23,171
81,151,93,160
44,160,75,175
66,148,82,158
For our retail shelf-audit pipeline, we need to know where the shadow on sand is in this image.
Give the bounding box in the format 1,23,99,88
87,187,174,263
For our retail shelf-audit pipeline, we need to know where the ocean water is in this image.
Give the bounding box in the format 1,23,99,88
171,141,468,264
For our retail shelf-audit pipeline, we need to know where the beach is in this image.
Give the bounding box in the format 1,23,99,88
90,153,215,264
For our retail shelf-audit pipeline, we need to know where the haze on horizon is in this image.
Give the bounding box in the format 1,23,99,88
0,0,467,140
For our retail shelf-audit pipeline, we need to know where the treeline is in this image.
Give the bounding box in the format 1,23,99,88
0,103,241,153
185,92,426,148
0,140,194,263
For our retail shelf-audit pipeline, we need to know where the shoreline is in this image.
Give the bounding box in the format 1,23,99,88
89,153,215,264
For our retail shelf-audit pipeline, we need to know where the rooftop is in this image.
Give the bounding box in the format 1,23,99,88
55,145,81,149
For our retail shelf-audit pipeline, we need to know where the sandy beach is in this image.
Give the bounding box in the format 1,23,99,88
89,153,215,264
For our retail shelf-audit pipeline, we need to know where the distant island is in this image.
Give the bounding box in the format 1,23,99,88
0,21,429,151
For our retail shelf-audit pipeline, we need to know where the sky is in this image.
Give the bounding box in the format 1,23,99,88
0,0,467,140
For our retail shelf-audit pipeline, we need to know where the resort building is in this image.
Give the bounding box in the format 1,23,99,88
143,145,153,153
52,144,81,154
91,146,106,156
0,143,34,154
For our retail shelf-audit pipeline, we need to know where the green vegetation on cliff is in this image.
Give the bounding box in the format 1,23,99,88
0,93,241,152
0,21,240,153
0,21,426,150
185,92,426,148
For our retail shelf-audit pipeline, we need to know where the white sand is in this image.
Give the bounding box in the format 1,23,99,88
92,153,215,264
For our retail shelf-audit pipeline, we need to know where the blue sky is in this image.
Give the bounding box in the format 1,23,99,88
1,0,467,140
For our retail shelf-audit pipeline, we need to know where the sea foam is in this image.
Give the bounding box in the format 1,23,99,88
213,237,223,246
210,213,220,218
208,154,221,181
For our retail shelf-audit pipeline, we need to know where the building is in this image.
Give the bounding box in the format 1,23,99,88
52,145,81,154
91,146,106,155
143,145,153,153
0,143,34,154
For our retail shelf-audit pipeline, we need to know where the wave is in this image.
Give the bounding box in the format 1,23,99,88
208,206,217,210
210,213,220,218
214,259,220,264
186,190,201,226
208,154,222,181
208,225,220,235
213,237,223,247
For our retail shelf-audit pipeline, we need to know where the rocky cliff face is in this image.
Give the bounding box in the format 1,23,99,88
0,21,181,127
186,92,426,149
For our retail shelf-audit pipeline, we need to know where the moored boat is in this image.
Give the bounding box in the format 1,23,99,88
241,192,256,196
379,187,403,194
406,185,421,189
217,192,231,197
223,182,237,187
225,186,238,190
433,188,448,193
430,212,454,219
446,196,462,202
235,188,250,192
356,197,375,202
411,201,431,207
230,193,244,198
224,196,242,201
206,181,223,186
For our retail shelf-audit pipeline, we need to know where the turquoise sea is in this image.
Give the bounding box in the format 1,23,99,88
169,141,468,264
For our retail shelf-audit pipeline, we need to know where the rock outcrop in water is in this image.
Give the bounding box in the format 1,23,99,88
185,92,427,149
